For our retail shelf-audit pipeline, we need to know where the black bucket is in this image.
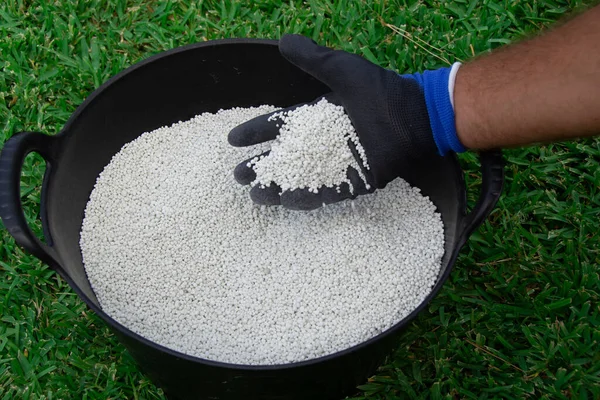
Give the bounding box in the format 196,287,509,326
0,39,504,400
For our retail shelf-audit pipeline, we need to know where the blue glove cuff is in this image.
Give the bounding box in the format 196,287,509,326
402,67,466,156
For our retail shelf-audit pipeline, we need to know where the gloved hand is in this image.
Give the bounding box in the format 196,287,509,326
229,34,465,210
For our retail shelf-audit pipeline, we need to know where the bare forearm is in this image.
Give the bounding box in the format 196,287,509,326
454,5,600,149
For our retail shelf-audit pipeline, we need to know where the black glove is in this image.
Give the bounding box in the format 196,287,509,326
229,34,463,210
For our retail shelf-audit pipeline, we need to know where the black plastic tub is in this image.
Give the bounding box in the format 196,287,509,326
0,39,504,400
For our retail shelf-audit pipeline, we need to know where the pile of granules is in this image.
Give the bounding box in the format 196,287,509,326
80,105,445,365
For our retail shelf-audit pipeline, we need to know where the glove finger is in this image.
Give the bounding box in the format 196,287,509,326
233,151,271,185
228,109,286,147
318,183,355,205
228,93,341,147
280,185,354,211
347,166,374,195
277,165,373,211
249,183,282,206
279,188,324,211
279,34,369,94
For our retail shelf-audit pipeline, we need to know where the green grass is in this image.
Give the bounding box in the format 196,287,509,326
1,0,599,399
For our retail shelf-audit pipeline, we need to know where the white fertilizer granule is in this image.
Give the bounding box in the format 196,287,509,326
250,98,370,193
80,105,445,366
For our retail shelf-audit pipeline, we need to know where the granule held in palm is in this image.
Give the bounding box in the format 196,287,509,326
80,101,445,366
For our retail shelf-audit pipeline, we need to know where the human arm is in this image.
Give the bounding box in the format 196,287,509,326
455,5,600,149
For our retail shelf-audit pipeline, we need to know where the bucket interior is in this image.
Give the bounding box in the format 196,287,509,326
43,40,465,310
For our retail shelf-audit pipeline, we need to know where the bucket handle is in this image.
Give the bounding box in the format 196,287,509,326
0,132,62,269
459,150,504,243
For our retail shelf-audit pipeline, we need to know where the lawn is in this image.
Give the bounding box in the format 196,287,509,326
1,0,599,399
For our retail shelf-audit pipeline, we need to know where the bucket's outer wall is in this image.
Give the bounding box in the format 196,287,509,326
20,40,471,399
